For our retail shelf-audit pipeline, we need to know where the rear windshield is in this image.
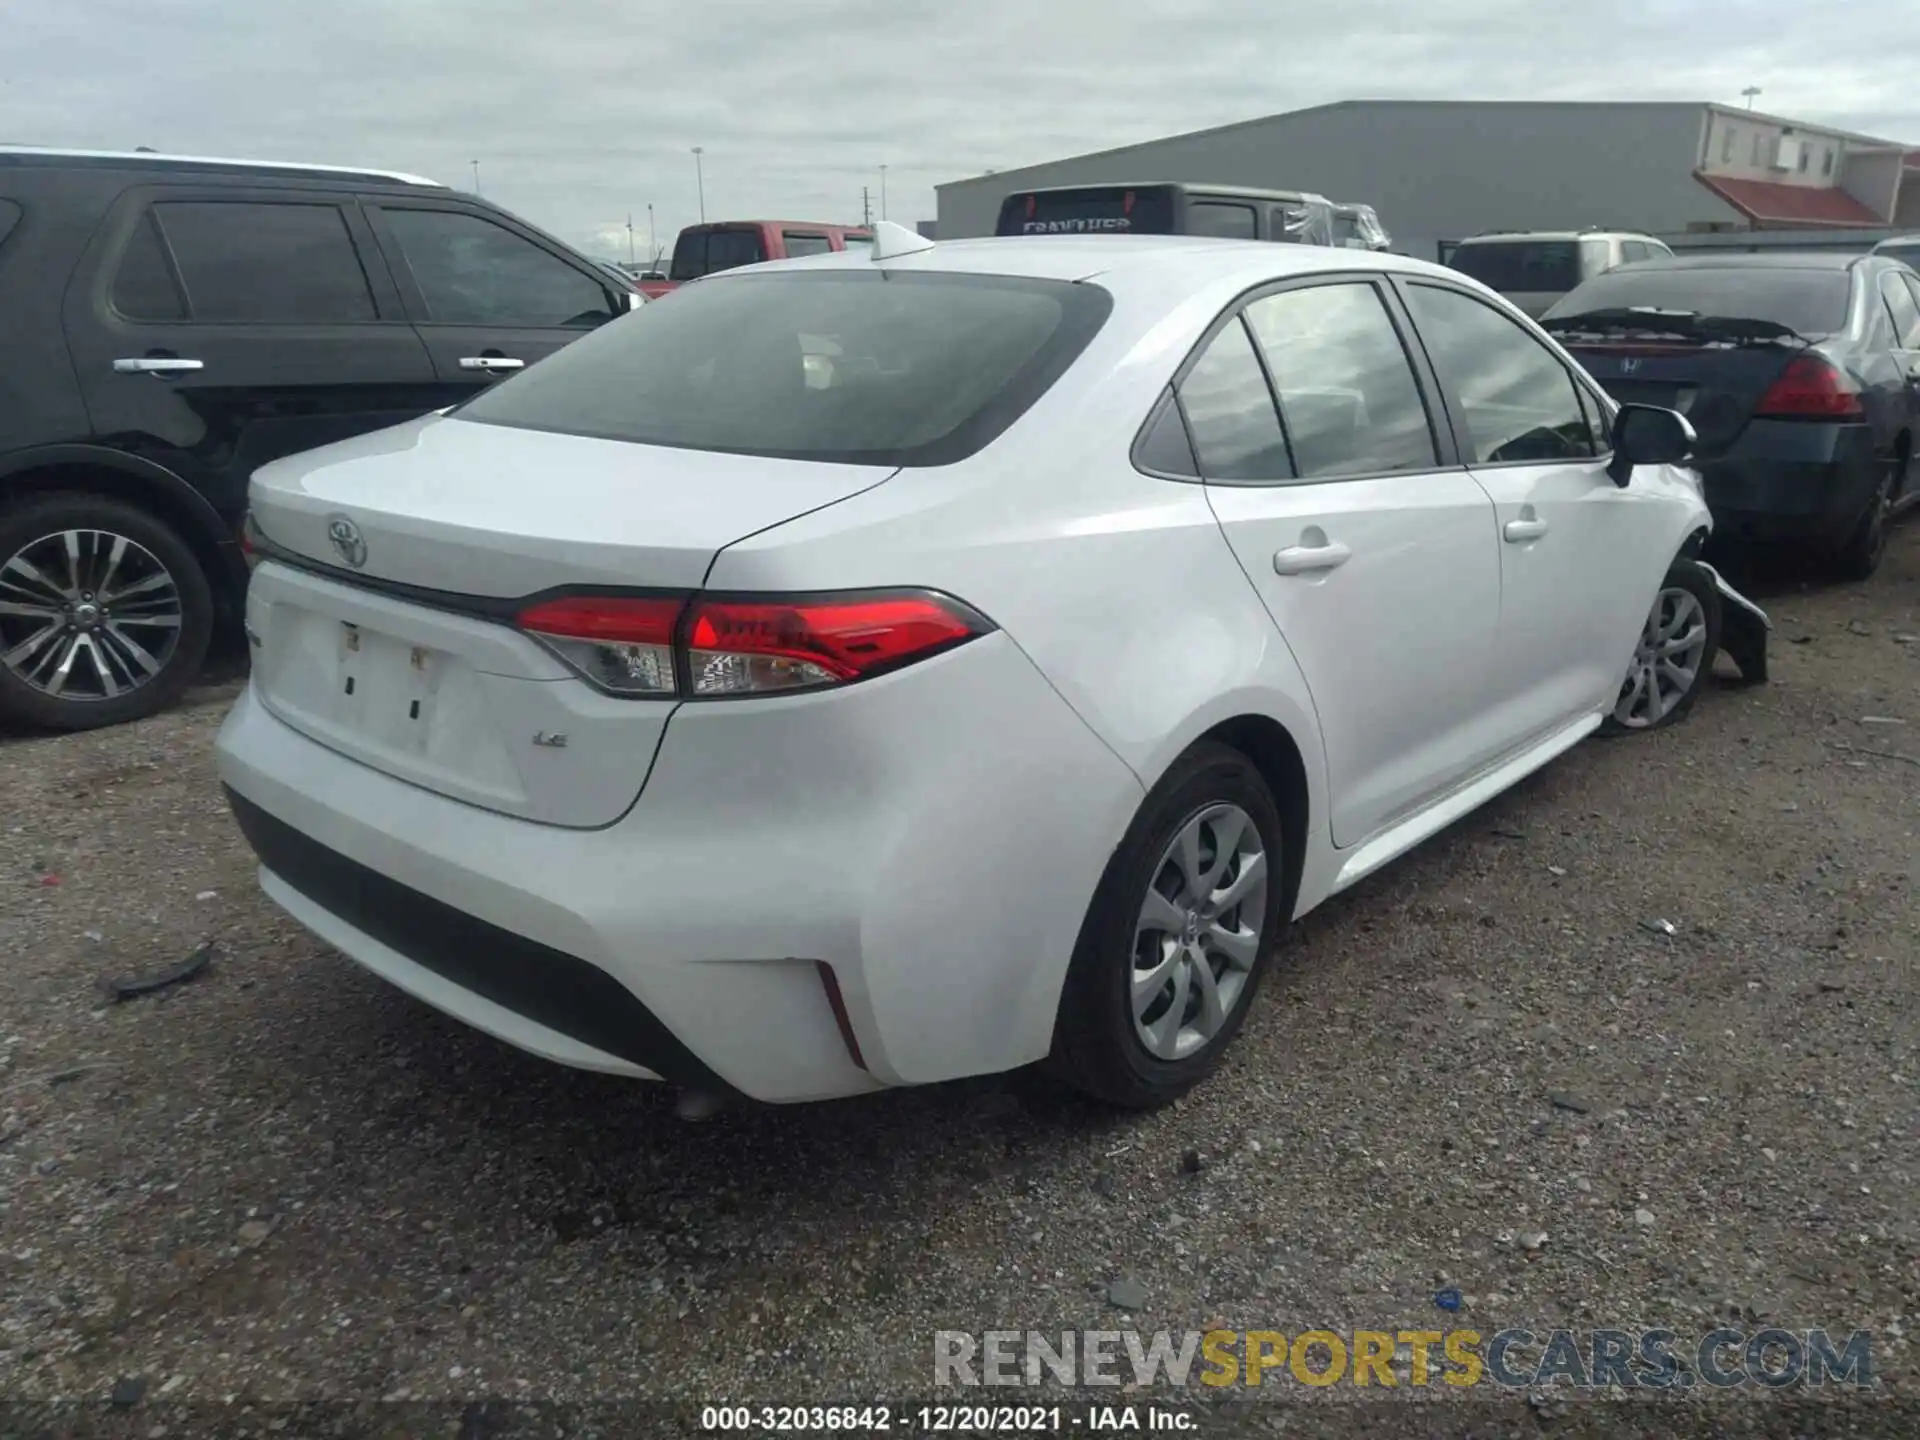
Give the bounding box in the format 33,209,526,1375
1544,265,1852,337
668,227,767,281
1447,240,1580,293
997,187,1177,236
454,271,1112,466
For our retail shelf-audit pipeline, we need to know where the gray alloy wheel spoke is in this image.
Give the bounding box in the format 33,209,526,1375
1130,802,1269,1063
1189,951,1228,1037
1614,587,1706,729
1132,943,1181,1021
1205,921,1261,971
0,529,182,703
2,554,75,605
1208,849,1267,915
1136,888,1185,938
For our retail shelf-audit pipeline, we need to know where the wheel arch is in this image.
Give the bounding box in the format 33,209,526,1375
0,446,247,610
1194,713,1310,931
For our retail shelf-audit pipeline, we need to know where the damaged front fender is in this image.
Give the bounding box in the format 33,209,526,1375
1696,560,1770,684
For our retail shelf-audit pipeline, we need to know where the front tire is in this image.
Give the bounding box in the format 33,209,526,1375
1050,742,1285,1109
1601,556,1721,735
0,492,214,731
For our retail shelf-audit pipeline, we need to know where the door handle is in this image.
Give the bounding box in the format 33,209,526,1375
1503,518,1550,543
458,356,525,372
1272,540,1352,575
113,357,204,376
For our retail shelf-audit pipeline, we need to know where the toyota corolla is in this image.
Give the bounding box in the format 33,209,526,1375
217,223,1766,1110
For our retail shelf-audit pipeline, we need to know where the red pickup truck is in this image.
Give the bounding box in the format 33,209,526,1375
637,220,873,298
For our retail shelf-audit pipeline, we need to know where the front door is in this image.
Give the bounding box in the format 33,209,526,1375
1185,277,1503,848
1396,280,1665,736
63,187,439,520
363,200,626,408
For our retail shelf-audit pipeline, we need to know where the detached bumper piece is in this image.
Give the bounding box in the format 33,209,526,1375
1697,560,1770,685
223,788,733,1094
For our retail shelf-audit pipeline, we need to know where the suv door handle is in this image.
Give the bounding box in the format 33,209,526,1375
458,356,525,372
1272,540,1352,575
114,357,204,376
1503,518,1550,543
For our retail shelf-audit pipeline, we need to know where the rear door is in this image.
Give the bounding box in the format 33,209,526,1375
1400,280,1658,734
1190,276,1503,848
364,198,625,407
62,186,438,520
1877,269,1920,445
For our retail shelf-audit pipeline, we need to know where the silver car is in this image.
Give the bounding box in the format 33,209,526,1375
1445,230,1676,318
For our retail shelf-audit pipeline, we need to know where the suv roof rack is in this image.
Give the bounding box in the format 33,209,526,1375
0,146,446,188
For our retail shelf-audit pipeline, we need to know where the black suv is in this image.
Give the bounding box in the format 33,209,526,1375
0,147,639,730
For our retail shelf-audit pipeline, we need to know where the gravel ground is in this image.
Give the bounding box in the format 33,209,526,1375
1,532,1916,1437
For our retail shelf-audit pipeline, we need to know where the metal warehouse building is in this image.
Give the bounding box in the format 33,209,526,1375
934,100,1920,262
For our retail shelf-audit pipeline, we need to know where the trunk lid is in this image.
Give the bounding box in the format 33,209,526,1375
1559,340,1812,457
244,413,891,827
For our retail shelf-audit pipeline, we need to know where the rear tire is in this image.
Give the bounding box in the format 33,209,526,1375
1049,742,1285,1109
1830,464,1893,583
1600,556,1721,736
0,492,213,731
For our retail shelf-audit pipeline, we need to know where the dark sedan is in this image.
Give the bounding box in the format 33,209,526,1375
1542,252,1920,579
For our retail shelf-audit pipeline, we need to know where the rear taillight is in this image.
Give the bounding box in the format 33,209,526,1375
1755,356,1865,419
516,590,990,699
517,595,680,696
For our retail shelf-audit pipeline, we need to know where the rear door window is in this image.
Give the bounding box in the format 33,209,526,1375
153,201,376,323
453,270,1110,466
1880,272,1920,349
380,208,613,327
1447,240,1581,293
1404,283,1598,463
1188,202,1257,240
1621,241,1653,264
1243,283,1439,478
0,199,20,248
781,232,833,259
110,211,187,321
1176,319,1291,481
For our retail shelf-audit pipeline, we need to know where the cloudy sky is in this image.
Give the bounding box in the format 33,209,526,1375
6,0,1917,262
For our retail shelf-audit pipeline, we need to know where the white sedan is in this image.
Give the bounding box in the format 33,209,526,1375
216,223,1765,1110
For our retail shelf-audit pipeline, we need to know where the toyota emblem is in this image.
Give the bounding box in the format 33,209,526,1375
326,514,368,569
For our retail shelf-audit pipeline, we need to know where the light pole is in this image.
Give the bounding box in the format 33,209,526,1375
470,159,481,194
626,214,636,265
647,203,657,266
1742,86,1762,111
879,164,888,221
692,146,705,223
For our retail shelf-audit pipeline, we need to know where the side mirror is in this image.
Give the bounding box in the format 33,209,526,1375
624,290,645,312
1607,403,1695,487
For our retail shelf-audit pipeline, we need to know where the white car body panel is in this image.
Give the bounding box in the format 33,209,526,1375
218,235,1726,1102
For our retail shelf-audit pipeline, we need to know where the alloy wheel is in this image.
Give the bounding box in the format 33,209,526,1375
0,529,184,701
1613,586,1708,729
1130,802,1268,1061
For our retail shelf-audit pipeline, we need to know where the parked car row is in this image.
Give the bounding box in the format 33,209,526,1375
0,146,644,731
218,222,1769,1108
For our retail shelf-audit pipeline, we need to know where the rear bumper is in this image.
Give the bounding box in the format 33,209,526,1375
1699,420,1881,548
215,634,1143,1103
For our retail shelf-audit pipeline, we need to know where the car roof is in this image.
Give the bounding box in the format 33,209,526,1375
681,220,869,232
0,145,444,188
1002,182,1313,202
1456,231,1657,243
727,233,1447,286
1604,251,1864,272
